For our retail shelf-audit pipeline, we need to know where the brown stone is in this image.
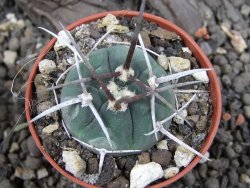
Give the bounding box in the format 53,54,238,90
194,27,210,39
223,112,231,121
151,150,172,168
236,114,245,126
150,27,179,40
138,152,150,164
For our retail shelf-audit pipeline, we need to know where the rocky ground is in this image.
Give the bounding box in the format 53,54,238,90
0,0,250,188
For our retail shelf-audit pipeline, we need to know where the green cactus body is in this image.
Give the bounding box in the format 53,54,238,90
61,45,175,151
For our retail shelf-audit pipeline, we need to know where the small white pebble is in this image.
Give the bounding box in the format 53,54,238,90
157,54,169,70
199,152,210,163
169,56,191,73
216,47,227,54
62,150,86,178
66,57,75,64
192,71,209,83
156,139,169,150
240,174,250,184
130,162,163,188
3,50,17,66
6,13,17,22
182,47,192,54
38,59,57,75
174,146,194,167
100,14,119,28
37,168,49,180
42,122,59,134
9,142,19,153
230,31,247,53
173,109,187,124
164,167,179,179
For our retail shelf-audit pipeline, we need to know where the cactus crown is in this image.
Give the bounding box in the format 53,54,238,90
60,45,175,151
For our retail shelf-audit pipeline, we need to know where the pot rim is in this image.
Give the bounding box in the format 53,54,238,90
25,10,222,188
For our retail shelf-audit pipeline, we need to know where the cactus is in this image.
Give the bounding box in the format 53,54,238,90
60,45,175,151
30,5,211,178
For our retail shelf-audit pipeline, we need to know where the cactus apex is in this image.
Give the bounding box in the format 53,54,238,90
115,65,134,82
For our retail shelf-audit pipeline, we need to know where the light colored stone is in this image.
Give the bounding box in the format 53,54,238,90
156,139,169,150
15,167,36,180
157,54,168,70
164,167,179,179
244,106,250,119
99,14,119,28
130,162,163,188
151,27,179,40
62,150,86,178
192,70,209,83
66,57,75,64
230,31,247,53
9,142,19,153
6,13,17,22
107,25,129,33
216,47,227,54
174,146,194,167
182,47,192,54
0,13,25,31
37,168,49,179
221,25,247,53
173,109,187,124
168,57,191,72
3,50,17,66
241,4,250,16
42,122,59,134
199,152,210,163
240,174,250,184
54,30,71,51
38,59,57,75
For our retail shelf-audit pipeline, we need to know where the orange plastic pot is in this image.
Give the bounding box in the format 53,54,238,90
25,11,222,187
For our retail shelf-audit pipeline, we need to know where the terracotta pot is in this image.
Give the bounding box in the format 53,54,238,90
25,11,222,188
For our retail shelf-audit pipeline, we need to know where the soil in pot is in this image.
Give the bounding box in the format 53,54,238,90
30,13,213,188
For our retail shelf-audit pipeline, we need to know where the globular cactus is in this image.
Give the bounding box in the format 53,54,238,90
61,45,175,151
30,3,210,178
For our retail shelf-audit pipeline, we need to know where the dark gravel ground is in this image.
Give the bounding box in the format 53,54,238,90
0,0,250,188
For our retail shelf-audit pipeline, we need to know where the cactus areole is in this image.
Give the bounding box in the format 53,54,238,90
61,45,175,152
